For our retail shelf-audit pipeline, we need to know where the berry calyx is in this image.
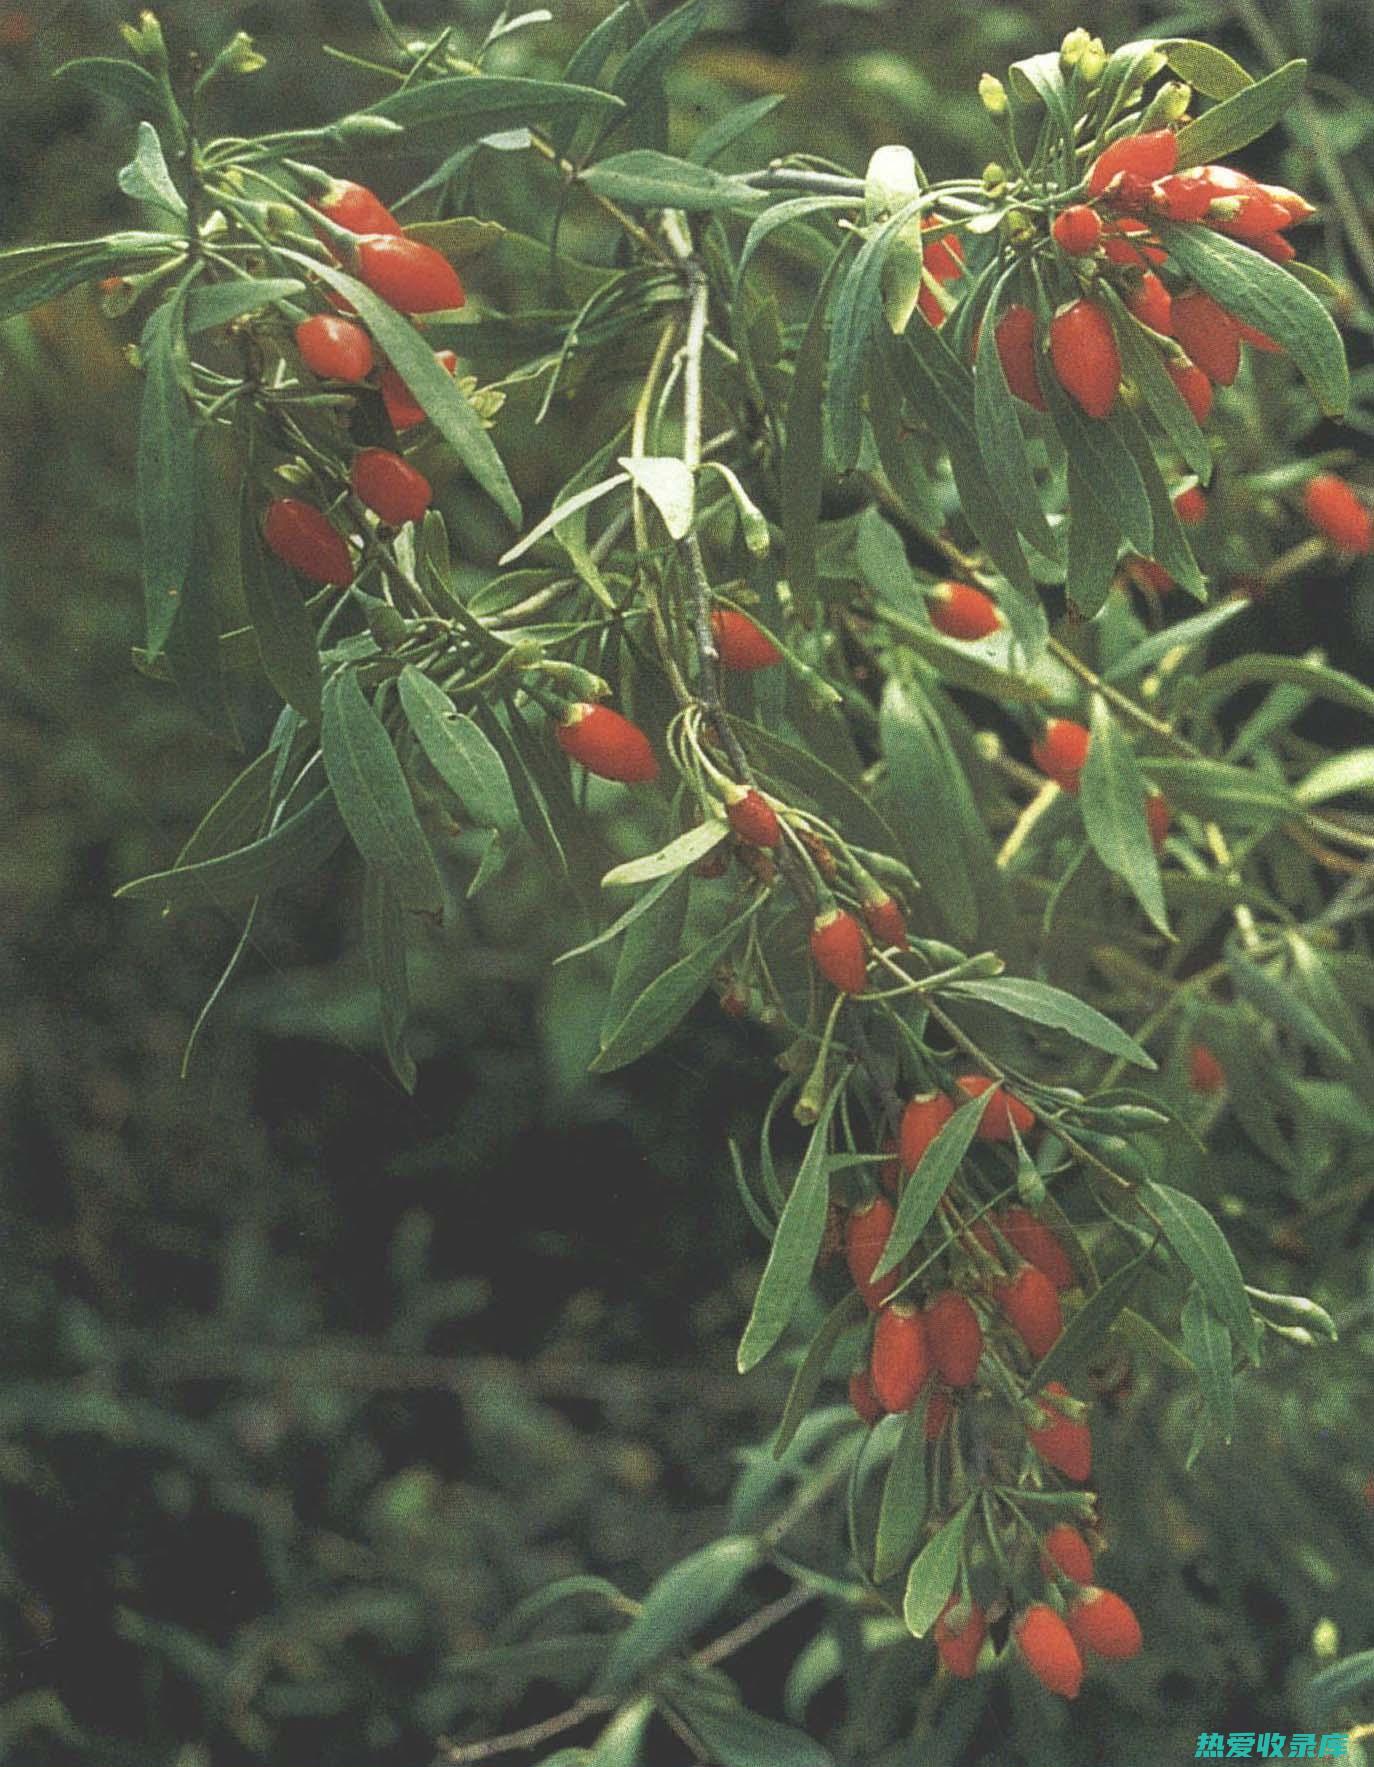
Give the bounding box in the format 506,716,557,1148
929,580,1002,641
1066,1587,1143,1661
998,1206,1075,1292
262,498,354,586
994,303,1047,410
1145,790,1171,854
312,178,402,237
848,1367,884,1425
1125,270,1172,336
711,606,782,671
899,1090,955,1175
1031,718,1091,794
955,1074,1036,1141
380,351,459,430
1028,1383,1093,1481
1042,1523,1096,1585
862,891,908,950
995,1262,1064,1360
1172,290,1241,386
809,908,869,995
870,1301,931,1412
934,1596,987,1679
351,448,433,527
1173,485,1207,526
1014,1603,1084,1699
1187,1043,1226,1094
725,787,782,849
1167,361,1213,425
1052,205,1102,255
355,235,467,314
556,704,659,784
1049,299,1120,420
845,1196,899,1311
1087,128,1178,199
295,313,374,383
924,1290,983,1387
1303,474,1373,554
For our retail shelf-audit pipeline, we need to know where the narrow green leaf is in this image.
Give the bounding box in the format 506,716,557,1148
53,55,165,114
872,1092,991,1280
946,977,1157,1068
1041,370,1153,557
672,1691,834,1767
1105,289,1211,484
1007,52,1076,182
1113,400,1206,599
588,1699,652,1767
1025,1252,1151,1394
1188,653,1374,723
1226,944,1353,1066
737,1075,848,1373
1065,461,1121,617
1079,697,1170,935
186,278,305,332
116,783,344,909
1143,757,1295,820
171,748,275,875
1307,1651,1374,1724
975,276,1060,557
320,671,444,917
1180,1284,1235,1444
1295,746,1374,804
689,94,786,165
735,195,854,294
499,473,629,565
618,454,695,538
902,1501,972,1638
593,905,754,1074
1164,40,1253,99
594,1536,761,1698
136,296,195,661
601,821,726,889
238,482,322,722
873,1397,930,1582
556,870,682,967
605,0,704,154
397,666,519,834
783,247,847,614
1103,600,1244,680
1144,1180,1259,1358
828,195,926,470
772,1291,866,1460
365,73,625,137
602,873,689,1046
581,151,763,212
1174,60,1307,169
0,231,176,321
117,121,186,218
362,865,417,1093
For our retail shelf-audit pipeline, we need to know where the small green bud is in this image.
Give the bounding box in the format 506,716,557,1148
367,604,411,650
1059,28,1092,69
329,114,407,144
1003,208,1037,246
982,161,1007,196
121,10,168,70
1143,80,1191,126
978,73,1008,115
536,661,611,701
1078,37,1108,84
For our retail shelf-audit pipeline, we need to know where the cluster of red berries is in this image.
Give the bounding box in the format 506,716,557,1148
1028,719,1172,849
259,180,466,592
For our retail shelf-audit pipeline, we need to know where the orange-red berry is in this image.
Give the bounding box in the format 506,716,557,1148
351,448,432,527
999,1207,1075,1292
1067,1587,1143,1661
955,1074,1036,1141
995,1263,1064,1360
994,303,1047,410
1167,361,1214,425
295,313,374,383
1015,1603,1084,1699
556,703,659,784
915,214,964,328
1174,485,1207,526
312,178,402,237
1304,474,1373,554
870,1300,931,1412
848,1367,884,1425
809,909,868,995
1125,270,1172,336
846,1196,899,1311
1053,205,1102,255
1187,1043,1226,1094
934,1596,987,1679
1042,1523,1096,1585
1172,290,1241,386
355,235,467,314
262,498,354,586
380,350,459,431
924,1290,983,1387
1087,129,1179,200
1049,299,1121,420
1028,1383,1093,1481
862,892,908,950
899,1091,955,1175
725,788,781,848
711,607,782,671
1253,230,1297,263
1146,790,1171,854
930,580,1002,641
924,1385,952,1440
1031,718,1091,794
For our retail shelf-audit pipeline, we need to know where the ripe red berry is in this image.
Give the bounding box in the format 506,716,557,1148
1209,188,1293,241
379,350,459,431
934,1596,986,1679
899,1090,955,1175
1129,556,1178,596
925,1385,952,1440
1067,1587,1143,1661
351,448,432,527
1014,1604,1084,1699
1031,718,1091,794
995,1263,1063,1360
929,580,1002,641
355,235,467,314
998,1206,1075,1292
878,1135,901,1194
1150,169,1218,223
725,787,781,848
994,303,1047,410
1145,790,1171,854
862,891,908,950
1253,230,1297,263
1173,485,1207,526
1088,129,1179,199
846,1196,899,1310
955,1074,1036,1141
1235,317,1281,354
849,1366,884,1425
1048,299,1121,420
262,498,354,586
1259,182,1316,227
556,703,659,784
1304,474,1374,554
1042,1523,1096,1585
870,1301,931,1412
1125,270,1172,336
915,214,964,328
295,313,374,383
1187,1043,1226,1094
711,606,782,671
1052,205,1102,255
809,908,868,995
1172,290,1241,386
312,178,402,237
924,1290,983,1387
1167,361,1214,425
1028,1383,1093,1481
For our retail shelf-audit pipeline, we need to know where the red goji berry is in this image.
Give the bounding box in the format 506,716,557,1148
556,703,659,784
899,1091,954,1175
925,1385,952,1440
724,787,781,849
263,498,354,586
955,1074,1036,1141
849,1367,884,1425
1128,556,1178,596
1125,270,1172,336
1188,1043,1226,1094
1053,205,1102,255
930,580,1002,641
1027,1383,1093,1481
1146,790,1171,853
312,178,402,237
878,1136,901,1194
994,303,1047,410
1042,1523,1096,1584
1031,718,1091,793
351,448,432,527
1259,182,1315,226
1087,129,1179,199
1209,188,1293,241
995,1263,1063,1359
809,908,868,995
846,1196,899,1311
861,890,908,950
379,350,459,431
1048,299,1120,420
870,1300,931,1412
710,607,781,671
916,214,964,327
1235,317,1281,353
1174,485,1207,526
1149,169,1217,223
1304,473,1373,554
295,313,374,383
1254,231,1297,262
1104,216,1168,267
1172,290,1241,386
1167,361,1214,424
1067,1587,1143,1660
924,1290,983,1387
935,1597,987,1679
999,1206,1075,1292
355,235,466,314
1015,1604,1084,1699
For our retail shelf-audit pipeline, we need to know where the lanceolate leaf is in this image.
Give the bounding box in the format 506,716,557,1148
672,1691,834,1767
1105,290,1211,485
1186,654,1374,724
1065,462,1120,617
1040,369,1153,557
946,977,1157,1068
1180,1284,1235,1444
974,275,1060,558
0,232,178,321
1164,40,1253,100
581,151,762,212
828,195,926,470
397,667,520,835
239,482,323,722
873,1091,992,1280
137,294,196,661
873,1396,930,1582
594,1536,760,1698
1144,1181,1260,1358
1103,601,1246,681
783,246,848,615
902,1501,973,1638
1025,1251,1151,1393
364,73,626,139
1174,59,1307,169
600,820,726,889
362,865,417,1094
737,1074,847,1373
772,1290,866,1459
1079,697,1170,935
593,905,756,1074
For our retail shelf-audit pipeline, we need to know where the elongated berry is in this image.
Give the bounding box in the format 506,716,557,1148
870,1300,931,1412
847,1196,899,1310
999,1206,1074,1292
1259,182,1315,226
351,448,432,527
1125,270,1172,336
1209,188,1293,241
924,1290,982,1387
556,703,659,784
1015,1604,1084,1699
1067,1587,1143,1660
1053,205,1102,255
1167,360,1213,424
1129,556,1177,596
1146,790,1171,854
263,498,354,586
1031,718,1090,793
996,1263,1063,1359
1088,128,1178,199
312,178,402,237
994,303,1046,410
295,313,374,383
925,1385,952,1440
862,891,907,950
725,787,781,848
1304,474,1374,554
1174,485,1207,526
711,607,782,671
916,214,964,327
1049,299,1120,419
1042,1523,1095,1585
1172,290,1241,386
380,350,459,430
810,908,868,995
849,1367,884,1425
955,1074,1036,1141
1235,317,1281,354
1187,1043,1226,1094
930,580,1001,641
1028,1382,1092,1481
934,1596,987,1679
356,235,466,314
899,1090,954,1175
1150,169,1217,223
1254,230,1296,263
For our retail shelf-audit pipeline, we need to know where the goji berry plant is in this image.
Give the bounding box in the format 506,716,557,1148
6,6,1374,1763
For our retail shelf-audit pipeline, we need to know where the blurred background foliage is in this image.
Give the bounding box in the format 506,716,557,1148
2,2,1374,1764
